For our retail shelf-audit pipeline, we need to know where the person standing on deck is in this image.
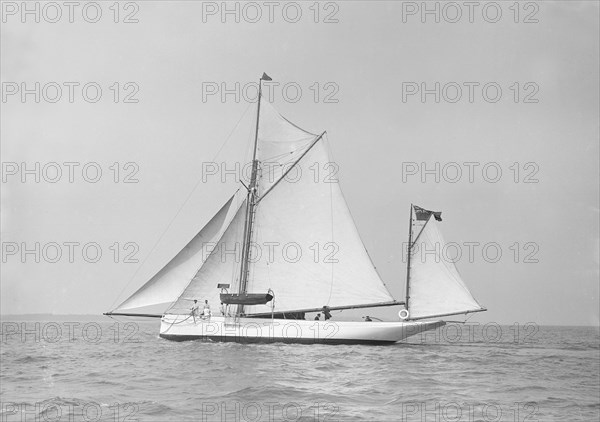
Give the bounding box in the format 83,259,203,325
191,300,199,323
203,300,211,317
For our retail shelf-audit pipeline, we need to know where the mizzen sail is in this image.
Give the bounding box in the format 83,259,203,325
407,207,485,320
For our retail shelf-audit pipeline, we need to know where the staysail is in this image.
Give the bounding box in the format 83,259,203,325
167,197,247,313
112,192,245,312
406,206,485,320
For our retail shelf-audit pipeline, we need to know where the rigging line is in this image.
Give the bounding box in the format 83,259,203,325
230,200,243,288
324,134,335,306
109,103,253,311
463,312,476,324
409,214,433,247
243,115,255,172
164,314,194,326
263,155,308,179
225,194,243,291
244,206,256,293
252,210,272,307
259,138,315,163
261,149,301,163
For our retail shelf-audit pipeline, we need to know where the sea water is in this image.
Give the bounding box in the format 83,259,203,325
1,316,598,421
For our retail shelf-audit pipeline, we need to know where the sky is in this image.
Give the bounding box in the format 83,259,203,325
1,1,599,326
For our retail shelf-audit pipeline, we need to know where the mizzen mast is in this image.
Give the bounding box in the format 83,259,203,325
405,204,413,315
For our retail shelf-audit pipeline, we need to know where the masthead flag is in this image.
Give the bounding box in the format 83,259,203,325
261,73,272,81
413,205,442,222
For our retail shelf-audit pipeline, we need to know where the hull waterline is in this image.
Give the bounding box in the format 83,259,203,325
159,314,445,345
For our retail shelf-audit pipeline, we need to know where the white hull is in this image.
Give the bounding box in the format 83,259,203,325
159,314,445,345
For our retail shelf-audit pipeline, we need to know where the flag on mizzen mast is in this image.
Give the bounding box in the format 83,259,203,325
406,205,486,320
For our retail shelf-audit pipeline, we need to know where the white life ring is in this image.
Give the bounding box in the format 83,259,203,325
399,309,410,320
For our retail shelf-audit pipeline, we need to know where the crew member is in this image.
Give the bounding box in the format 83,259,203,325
191,299,199,323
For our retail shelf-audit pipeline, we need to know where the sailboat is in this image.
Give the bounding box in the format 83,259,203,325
104,74,486,344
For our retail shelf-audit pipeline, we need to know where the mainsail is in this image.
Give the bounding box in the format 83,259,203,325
406,205,485,320
244,138,396,314
164,97,396,315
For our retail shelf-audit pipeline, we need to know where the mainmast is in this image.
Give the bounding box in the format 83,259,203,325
405,204,413,314
238,73,270,314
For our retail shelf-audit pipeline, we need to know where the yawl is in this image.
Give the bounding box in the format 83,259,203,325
105,74,486,344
